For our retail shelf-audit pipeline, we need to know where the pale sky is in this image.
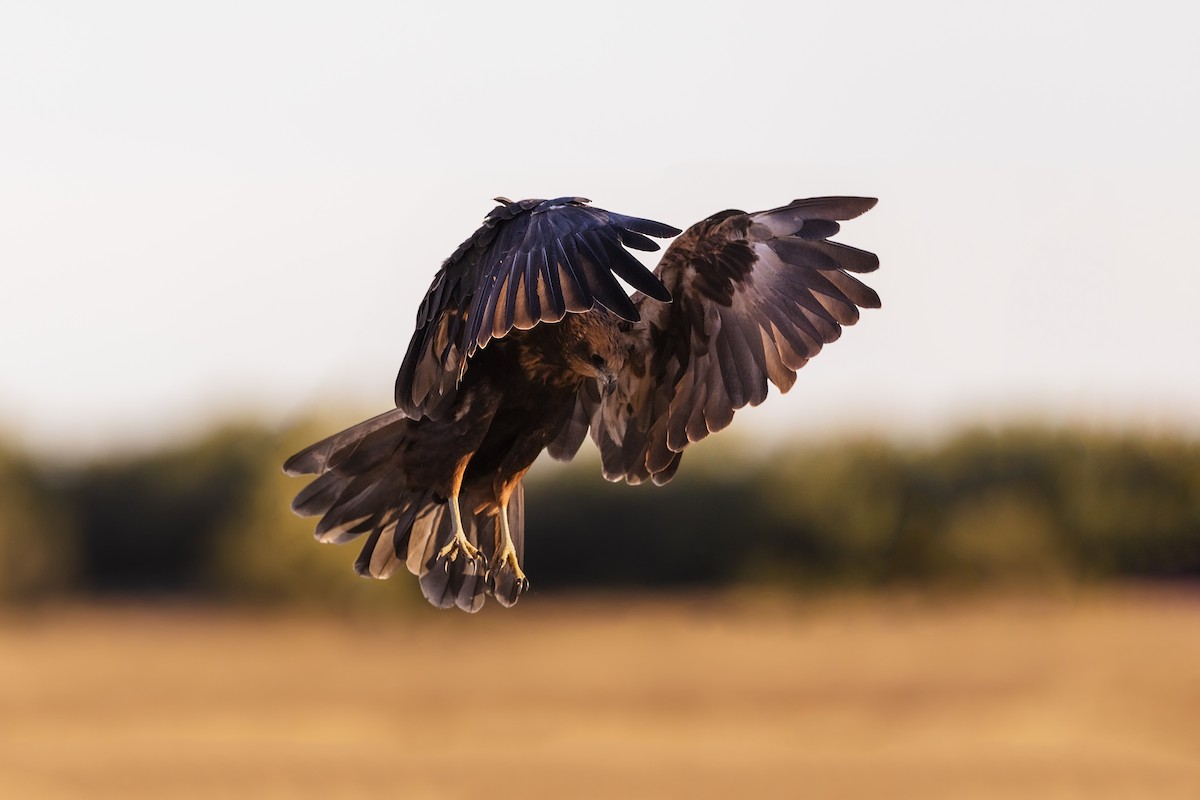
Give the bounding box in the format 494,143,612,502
2,1,1198,457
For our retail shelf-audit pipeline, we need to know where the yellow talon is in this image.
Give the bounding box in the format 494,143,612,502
492,505,527,583
436,532,481,563
436,492,481,563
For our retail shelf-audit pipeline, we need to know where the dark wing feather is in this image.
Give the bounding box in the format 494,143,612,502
393,198,680,419
592,197,879,485
545,382,600,462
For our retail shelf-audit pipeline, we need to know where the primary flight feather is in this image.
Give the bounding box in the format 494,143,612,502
284,195,879,611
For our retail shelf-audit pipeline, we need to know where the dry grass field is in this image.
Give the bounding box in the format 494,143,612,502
2,589,1198,799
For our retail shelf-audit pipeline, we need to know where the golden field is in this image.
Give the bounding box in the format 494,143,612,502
2,589,1198,799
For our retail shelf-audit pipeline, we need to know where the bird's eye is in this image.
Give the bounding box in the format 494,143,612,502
589,354,606,368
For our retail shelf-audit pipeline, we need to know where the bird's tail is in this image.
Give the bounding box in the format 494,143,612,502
389,483,525,612
284,409,527,612
285,409,420,550
285,409,448,592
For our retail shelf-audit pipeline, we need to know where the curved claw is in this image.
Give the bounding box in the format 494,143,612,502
486,559,529,607
437,533,482,564
489,571,522,607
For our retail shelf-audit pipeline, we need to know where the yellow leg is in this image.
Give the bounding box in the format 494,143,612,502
488,472,529,593
435,455,481,564
492,500,526,585
436,491,481,563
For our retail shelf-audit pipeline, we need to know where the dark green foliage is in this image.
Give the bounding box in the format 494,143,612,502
527,428,1200,591
0,446,76,601
38,425,274,595
527,475,772,588
1,421,1198,605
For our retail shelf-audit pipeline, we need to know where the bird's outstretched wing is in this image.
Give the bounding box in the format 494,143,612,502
393,197,680,419
590,197,880,485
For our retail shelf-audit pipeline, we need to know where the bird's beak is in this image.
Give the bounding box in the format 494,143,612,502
601,371,618,397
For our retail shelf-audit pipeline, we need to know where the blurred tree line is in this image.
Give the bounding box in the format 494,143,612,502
1,418,1198,607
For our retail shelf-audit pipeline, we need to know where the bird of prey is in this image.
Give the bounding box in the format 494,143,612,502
284,195,879,612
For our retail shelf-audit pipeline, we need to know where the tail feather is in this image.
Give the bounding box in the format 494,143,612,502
406,485,529,612
287,412,419,551
283,409,410,476
414,503,487,612
290,471,348,517
313,471,400,539
291,463,408,546
404,503,446,577
353,491,434,578
354,518,403,579
286,413,531,612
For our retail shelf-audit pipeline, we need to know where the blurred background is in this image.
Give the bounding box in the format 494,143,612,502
2,1,1198,798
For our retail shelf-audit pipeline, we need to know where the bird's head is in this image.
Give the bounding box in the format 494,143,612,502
563,311,627,395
